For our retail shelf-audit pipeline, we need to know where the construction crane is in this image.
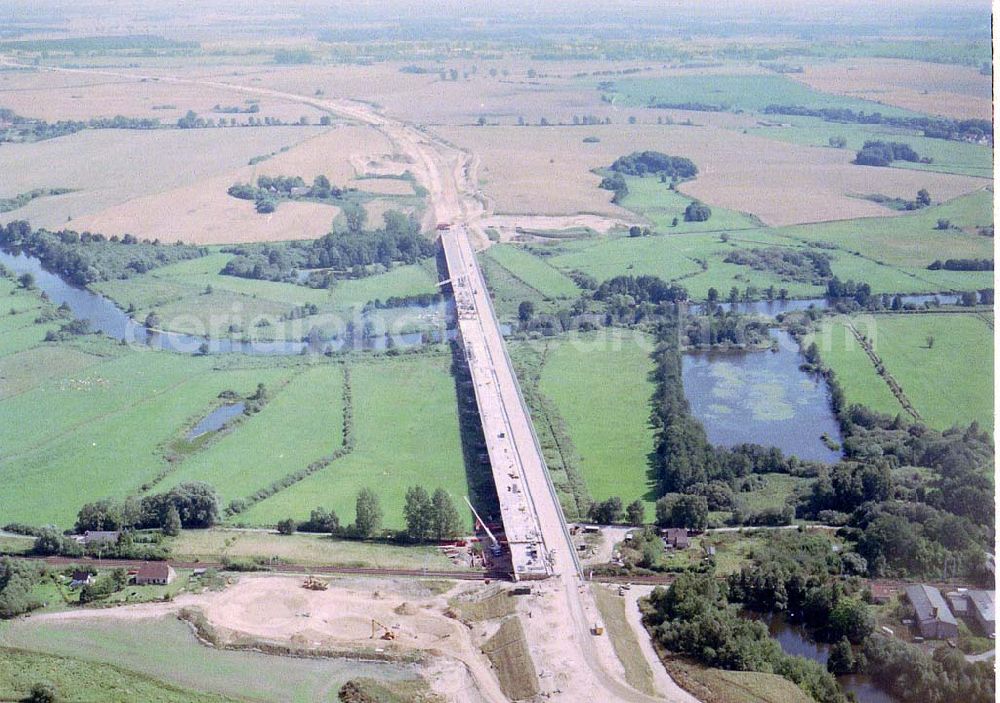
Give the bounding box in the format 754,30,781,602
465,496,502,557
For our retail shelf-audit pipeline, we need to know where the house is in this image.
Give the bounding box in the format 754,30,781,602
946,590,969,616
662,528,690,550
80,530,120,546
871,581,900,605
134,562,175,586
967,590,995,635
906,585,958,639
69,571,93,589
289,186,310,197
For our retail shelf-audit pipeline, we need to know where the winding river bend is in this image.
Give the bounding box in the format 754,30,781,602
0,249,456,355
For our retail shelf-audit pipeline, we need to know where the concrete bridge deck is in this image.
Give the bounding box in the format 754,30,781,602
439,226,560,580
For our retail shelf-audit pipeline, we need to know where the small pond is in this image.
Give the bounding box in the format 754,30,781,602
682,329,842,463
187,402,246,440
755,612,900,703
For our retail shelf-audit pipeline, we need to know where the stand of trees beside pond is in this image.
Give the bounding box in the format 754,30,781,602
642,571,847,703
220,210,434,286
0,221,207,285
713,531,993,703
798,333,994,581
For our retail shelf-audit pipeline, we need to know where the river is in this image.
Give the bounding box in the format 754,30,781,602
687,294,954,318
0,249,456,355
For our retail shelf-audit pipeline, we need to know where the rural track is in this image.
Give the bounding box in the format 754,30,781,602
26,555,495,581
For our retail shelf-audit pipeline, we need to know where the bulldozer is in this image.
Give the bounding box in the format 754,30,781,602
371,618,397,641
302,576,328,591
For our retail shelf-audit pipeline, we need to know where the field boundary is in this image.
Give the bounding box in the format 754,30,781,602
844,319,922,421
225,364,354,518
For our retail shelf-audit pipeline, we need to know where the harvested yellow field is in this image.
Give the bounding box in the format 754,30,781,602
0,127,322,230
221,61,756,128
0,69,326,123
794,59,993,120
46,125,409,243
437,124,989,226
66,172,336,245
249,125,402,189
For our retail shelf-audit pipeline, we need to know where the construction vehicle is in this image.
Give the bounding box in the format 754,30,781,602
465,496,503,557
302,576,327,591
591,623,604,636
371,618,397,640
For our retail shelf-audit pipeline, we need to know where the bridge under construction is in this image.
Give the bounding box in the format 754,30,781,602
440,226,581,581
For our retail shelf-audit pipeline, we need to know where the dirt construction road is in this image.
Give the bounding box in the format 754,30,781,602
6,57,695,703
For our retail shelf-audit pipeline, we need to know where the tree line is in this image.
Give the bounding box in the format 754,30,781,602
220,210,434,285
927,258,992,271
0,221,206,286
762,105,992,145
278,486,465,543
0,108,161,143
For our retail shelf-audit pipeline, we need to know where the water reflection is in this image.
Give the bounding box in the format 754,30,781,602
0,249,457,355
682,329,842,463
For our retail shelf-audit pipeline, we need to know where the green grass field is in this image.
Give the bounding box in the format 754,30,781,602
869,313,993,429
482,244,581,299
808,319,906,417
663,656,815,703
736,474,813,515
0,276,61,356
774,189,994,269
610,73,921,117
160,364,346,505
169,529,464,570
531,329,658,511
747,116,993,178
619,175,762,233
0,617,419,703
0,345,300,527
538,190,992,300
813,313,993,430
0,647,238,703
538,230,828,300
238,352,472,531
95,254,440,341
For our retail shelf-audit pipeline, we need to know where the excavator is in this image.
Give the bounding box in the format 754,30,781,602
371,618,397,640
